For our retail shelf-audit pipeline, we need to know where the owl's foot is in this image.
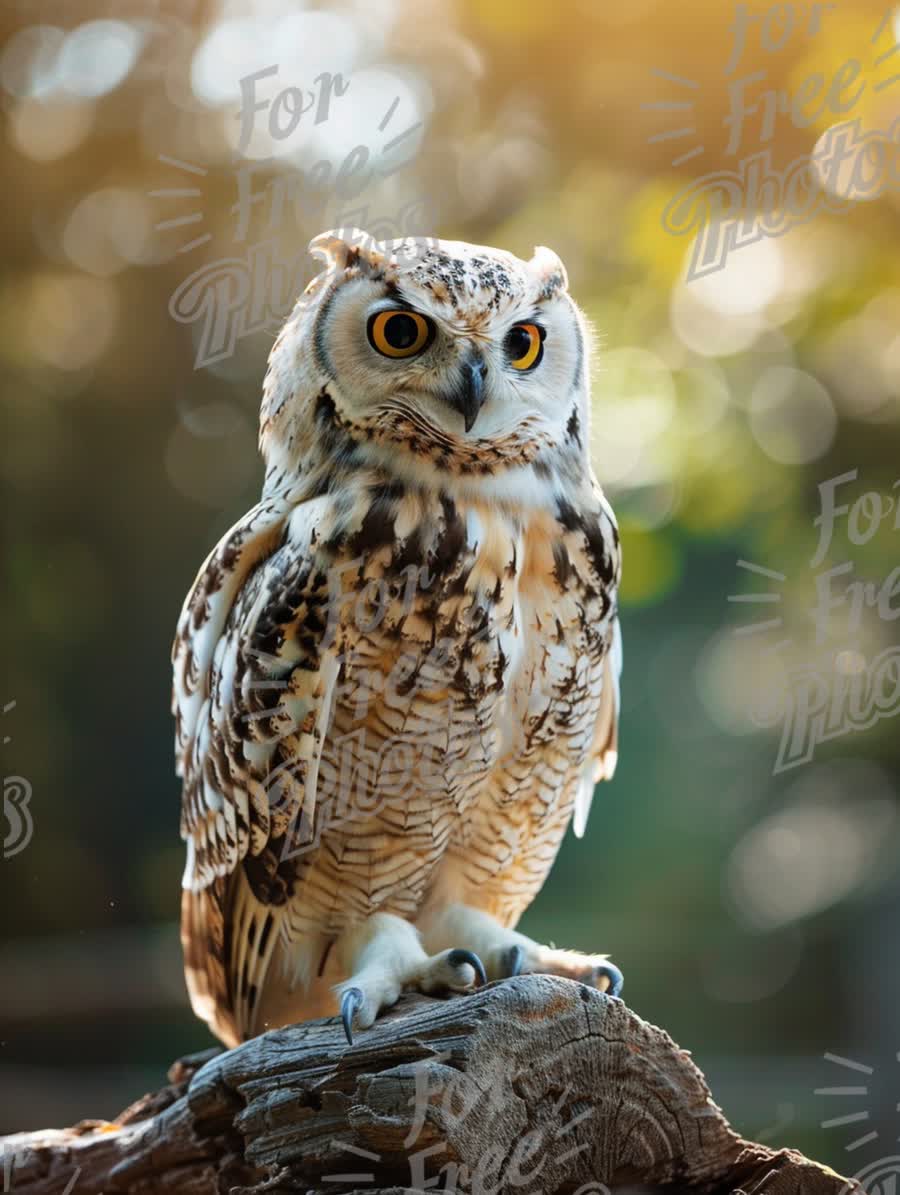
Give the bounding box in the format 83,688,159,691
419,903,623,998
499,943,623,997
335,913,486,1045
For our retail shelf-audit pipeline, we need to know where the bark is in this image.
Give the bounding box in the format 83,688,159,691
0,975,862,1195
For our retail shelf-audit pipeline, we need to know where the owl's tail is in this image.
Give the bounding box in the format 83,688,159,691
180,880,242,1049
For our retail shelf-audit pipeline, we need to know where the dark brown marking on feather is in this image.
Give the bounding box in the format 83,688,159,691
206,925,224,961
556,499,615,587
348,493,398,554
312,283,344,380
433,496,465,568
304,606,325,634
258,913,272,955
243,845,296,906
583,520,616,586
566,407,581,446
443,561,474,599
313,389,363,473
372,480,406,502
317,938,335,977
267,599,294,625
315,388,338,425
556,499,579,533
537,270,566,302
494,643,507,688
393,528,425,573
552,541,572,587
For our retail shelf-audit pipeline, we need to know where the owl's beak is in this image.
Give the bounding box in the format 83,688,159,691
445,352,488,433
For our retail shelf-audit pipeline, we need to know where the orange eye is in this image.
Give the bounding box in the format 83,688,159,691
505,323,544,370
367,310,433,358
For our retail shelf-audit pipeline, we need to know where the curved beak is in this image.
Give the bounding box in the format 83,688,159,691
444,352,488,433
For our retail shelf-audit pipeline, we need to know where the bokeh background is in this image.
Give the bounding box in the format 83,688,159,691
3,0,900,1177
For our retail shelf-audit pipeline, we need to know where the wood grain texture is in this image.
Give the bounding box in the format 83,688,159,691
0,976,861,1195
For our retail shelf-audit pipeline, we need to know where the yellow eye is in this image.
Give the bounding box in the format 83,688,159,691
505,322,544,370
367,310,433,358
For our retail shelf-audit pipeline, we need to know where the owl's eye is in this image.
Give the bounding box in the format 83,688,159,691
504,323,544,371
367,310,434,359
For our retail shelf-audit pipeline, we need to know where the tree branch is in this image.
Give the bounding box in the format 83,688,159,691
0,975,861,1194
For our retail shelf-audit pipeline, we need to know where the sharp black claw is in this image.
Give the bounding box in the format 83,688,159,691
503,944,524,978
595,962,624,998
447,948,488,987
340,986,364,1045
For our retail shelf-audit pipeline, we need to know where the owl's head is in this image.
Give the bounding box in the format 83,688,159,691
260,229,592,500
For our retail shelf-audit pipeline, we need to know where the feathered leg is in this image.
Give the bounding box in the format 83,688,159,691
418,903,623,996
334,912,486,1043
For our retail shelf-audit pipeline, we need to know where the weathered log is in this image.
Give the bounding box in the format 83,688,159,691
0,975,860,1194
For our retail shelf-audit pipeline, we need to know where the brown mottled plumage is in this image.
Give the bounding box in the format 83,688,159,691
173,230,622,1046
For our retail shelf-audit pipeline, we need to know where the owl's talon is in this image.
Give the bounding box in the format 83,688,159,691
417,947,487,995
340,986,364,1045
501,944,524,978
446,948,487,988
593,962,624,998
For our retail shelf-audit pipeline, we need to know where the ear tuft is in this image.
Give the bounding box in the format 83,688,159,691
307,228,384,272
529,245,568,297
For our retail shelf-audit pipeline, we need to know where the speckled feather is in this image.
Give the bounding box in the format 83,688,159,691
173,230,621,1045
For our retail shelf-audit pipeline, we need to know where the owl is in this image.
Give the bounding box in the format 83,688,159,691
173,229,622,1047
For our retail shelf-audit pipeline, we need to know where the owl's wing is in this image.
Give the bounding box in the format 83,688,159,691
173,491,339,1044
571,484,622,839
572,614,622,838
